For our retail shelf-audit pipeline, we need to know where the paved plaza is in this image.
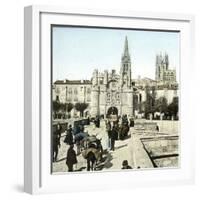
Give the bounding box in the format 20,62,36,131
52,119,179,173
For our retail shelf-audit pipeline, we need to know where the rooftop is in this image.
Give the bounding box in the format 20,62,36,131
54,79,92,85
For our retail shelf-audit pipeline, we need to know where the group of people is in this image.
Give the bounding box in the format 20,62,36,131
53,122,102,172
106,115,132,151
105,115,133,169
53,114,134,172
52,123,78,172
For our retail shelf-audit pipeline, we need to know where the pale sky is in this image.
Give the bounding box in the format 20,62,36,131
52,26,180,82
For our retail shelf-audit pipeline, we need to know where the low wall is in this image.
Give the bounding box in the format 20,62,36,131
134,120,179,134
141,135,179,168
134,121,157,131
154,120,179,134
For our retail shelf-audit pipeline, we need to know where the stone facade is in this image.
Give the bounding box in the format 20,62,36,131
155,53,176,83
53,37,178,118
90,36,134,117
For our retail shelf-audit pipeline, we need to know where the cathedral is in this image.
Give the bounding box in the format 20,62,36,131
155,53,176,82
53,37,178,118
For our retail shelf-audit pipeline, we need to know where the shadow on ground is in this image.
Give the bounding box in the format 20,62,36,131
96,152,113,170
115,144,128,150
74,167,86,171
56,157,66,162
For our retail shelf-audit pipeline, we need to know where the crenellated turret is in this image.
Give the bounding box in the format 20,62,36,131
103,70,108,85
164,52,169,69
92,69,98,86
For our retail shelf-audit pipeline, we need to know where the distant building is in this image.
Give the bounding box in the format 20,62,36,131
53,37,178,118
155,53,176,83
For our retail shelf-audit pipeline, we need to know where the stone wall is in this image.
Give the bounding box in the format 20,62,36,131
141,136,179,168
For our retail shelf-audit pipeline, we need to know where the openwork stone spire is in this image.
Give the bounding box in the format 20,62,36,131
123,36,130,58
120,36,132,87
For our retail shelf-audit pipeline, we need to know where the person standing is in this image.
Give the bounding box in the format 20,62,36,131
52,131,60,162
95,116,100,128
87,116,90,125
56,123,62,138
106,121,112,150
66,144,77,172
64,125,74,145
110,126,117,151
156,125,159,132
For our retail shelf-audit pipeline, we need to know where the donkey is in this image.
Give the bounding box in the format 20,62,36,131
86,151,97,171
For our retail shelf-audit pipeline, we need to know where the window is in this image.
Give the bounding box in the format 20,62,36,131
87,88,91,102
139,94,142,102
116,93,120,99
74,88,78,95
67,88,72,101
55,87,60,93
87,88,91,94
74,88,78,101
107,93,111,102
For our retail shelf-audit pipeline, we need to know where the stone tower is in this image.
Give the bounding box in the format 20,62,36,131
155,52,172,82
155,52,167,81
91,69,99,117
155,54,160,81
120,36,132,88
120,36,134,116
164,53,169,70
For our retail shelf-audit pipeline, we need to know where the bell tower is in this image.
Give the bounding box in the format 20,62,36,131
120,36,132,87
120,36,134,116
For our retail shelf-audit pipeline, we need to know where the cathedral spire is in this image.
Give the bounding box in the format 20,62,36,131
120,36,132,87
123,36,130,57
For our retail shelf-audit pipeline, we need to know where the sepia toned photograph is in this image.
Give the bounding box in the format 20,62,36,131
51,26,179,174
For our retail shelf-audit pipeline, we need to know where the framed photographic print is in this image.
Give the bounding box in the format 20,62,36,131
24,5,195,194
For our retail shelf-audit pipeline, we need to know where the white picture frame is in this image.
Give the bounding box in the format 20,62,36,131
24,5,195,194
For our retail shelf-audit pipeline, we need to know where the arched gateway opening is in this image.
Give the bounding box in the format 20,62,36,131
107,106,118,116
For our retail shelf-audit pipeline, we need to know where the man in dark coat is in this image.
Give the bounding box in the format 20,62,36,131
110,126,117,151
64,125,73,145
66,144,77,172
53,131,60,162
56,123,62,138
95,116,100,128
156,125,159,132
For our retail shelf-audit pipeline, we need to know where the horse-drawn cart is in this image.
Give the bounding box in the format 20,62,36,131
81,135,103,171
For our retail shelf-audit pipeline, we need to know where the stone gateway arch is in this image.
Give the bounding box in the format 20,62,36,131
90,36,135,118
